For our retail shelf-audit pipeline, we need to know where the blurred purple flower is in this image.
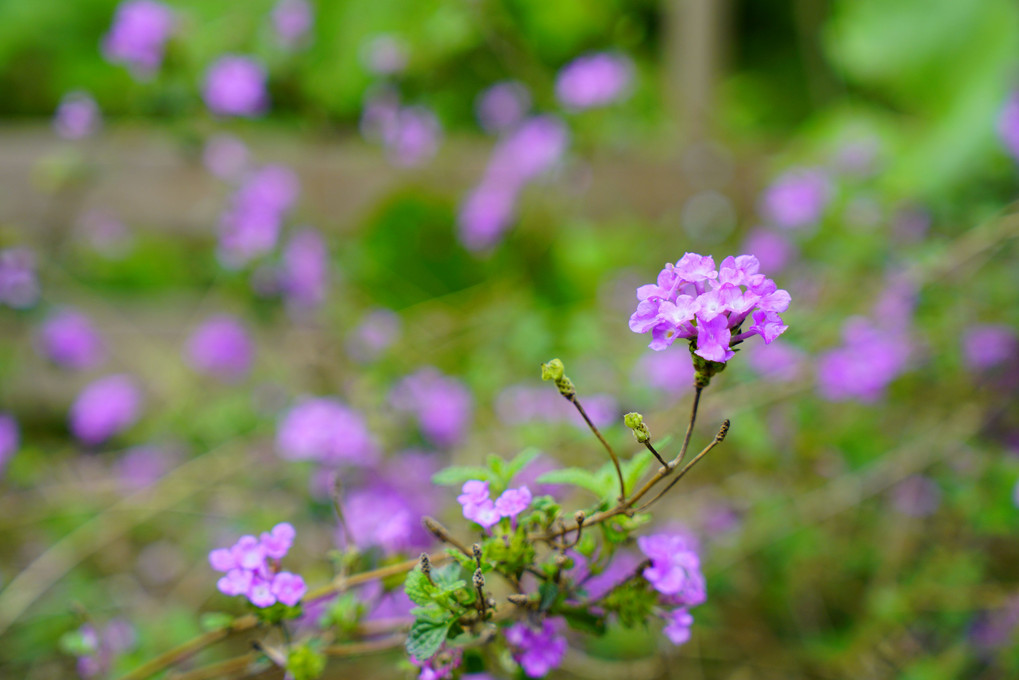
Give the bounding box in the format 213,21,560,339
101,0,174,78
338,484,431,553
53,92,101,140
457,182,518,251
218,165,299,267
347,308,401,363
203,134,249,181
476,81,531,134
816,317,911,402
662,608,694,645
0,413,19,475
638,532,706,607
997,91,1019,163
70,375,143,445
487,116,569,186
741,228,795,274
890,474,941,517
760,169,831,230
77,211,132,258
571,550,641,601
37,309,106,370
385,106,442,167
390,368,472,448
361,35,407,76
276,397,378,465
505,619,567,678
115,445,178,490
962,324,1017,371
634,350,694,396
203,56,269,117
0,248,40,309
745,341,805,383
271,0,313,48
70,619,137,678
970,595,1019,650
496,385,617,430
280,228,329,312
411,645,462,680
185,315,254,381
555,52,634,111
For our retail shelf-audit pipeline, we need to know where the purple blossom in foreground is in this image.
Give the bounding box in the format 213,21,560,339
69,375,143,445
962,324,1017,371
891,475,941,517
391,368,473,448
998,91,1019,163
496,386,617,429
411,646,462,680
37,309,106,370
816,317,910,402
347,308,401,363
276,398,378,465
271,0,313,48
0,248,40,309
505,619,567,678
209,523,305,608
760,169,830,230
0,413,19,475
555,52,634,111
101,0,174,78
54,92,101,140
361,35,407,76
203,134,249,181
280,228,329,312
203,56,269,117
458,481,532,529
638,533,706,606
476,81,531,134
569,550,642,601
218,165,299,267
185,315,254,382
629,253,790,363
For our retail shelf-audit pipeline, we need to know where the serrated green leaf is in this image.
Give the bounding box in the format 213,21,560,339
446,547,476,569
404,568,435,606
409,604,448,623
432,466,494,486
406,617,453,660
432,562,464,588
536,468,605,496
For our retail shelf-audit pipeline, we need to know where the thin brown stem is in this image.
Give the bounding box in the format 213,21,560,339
422,516,471,556
166,653,258,680
636,419,729,512
643,441,668,467
569,394,626,500
323,634,405,657
676,385,703,466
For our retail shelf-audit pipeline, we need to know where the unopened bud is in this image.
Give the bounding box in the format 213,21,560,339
473,568,485,589
624,412,651,443
507,593,529,606
541,358,565,382
419,553,431,576
573,511,586,526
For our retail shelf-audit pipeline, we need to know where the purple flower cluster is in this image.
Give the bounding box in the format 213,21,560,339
279,228,329,313
504,619,567,678
185,315,254,381
476,81,531,134
203,56,269,118
37,309,106,370
998,91,1019,163
759,169,831,230
102,0,175,78
70,375,143,445
816,317,910,402
629,253,790,363
209,523,306,607
276,397,378,465
390,368,472,448
555,52,634,111
53,92,101,140
0,248,40,309
218,165,299,267
638,532,707,646
457,481,531,529
458,116,569,250
0,413,19,475
962,324,1017,371
360,90,441,167
271,0,313,48
346,308,401,363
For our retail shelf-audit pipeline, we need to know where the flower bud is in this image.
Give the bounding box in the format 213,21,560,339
540,358,565,382
624,412,651,443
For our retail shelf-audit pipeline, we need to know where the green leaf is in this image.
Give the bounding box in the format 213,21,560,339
561,607,607,635
286,643,326,680
58,630,97,657
538,582,560,612
486,454,507,482
404,568,435,606
432,563,465,589
446,547,476,570
536,468,605,497
432,465,494,486
199,612,235,632
406,617,453,660
622,452,654,492
503,447,541,482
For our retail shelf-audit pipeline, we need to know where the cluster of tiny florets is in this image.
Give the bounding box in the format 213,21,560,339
208,522,306,608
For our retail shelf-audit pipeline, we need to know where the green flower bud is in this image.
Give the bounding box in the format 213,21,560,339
624,412,651,443
541,358,565,382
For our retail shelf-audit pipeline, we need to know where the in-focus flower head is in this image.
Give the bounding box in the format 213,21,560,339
102,0,175,78
54,92,101,140
203,55,269,117
69,375,143,446
209,523,305,608
185,315,254,382
760,168,831,230
276,397,378,465
555,52,634,111
505,619,567,678
629,252,790,364
37,309,106,370
0,248,40,309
